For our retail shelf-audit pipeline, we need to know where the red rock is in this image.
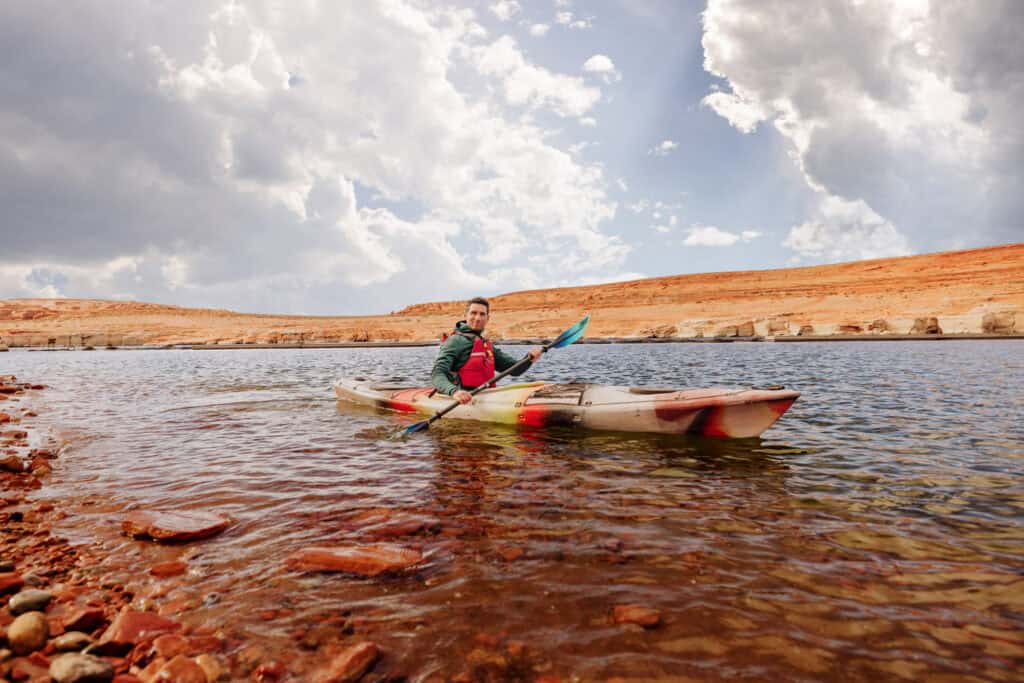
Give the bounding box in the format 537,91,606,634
506,640,525,657
0,412,11,423
253,660,286,680
0,455,24,473
152,633,190,659
149,561,188,577
496,545,524,562
29,448,57,459
30,385,45,390
0,385,23,394
99,610,180,650
314,642,379,683
286,544,422,576
113,676,144,683
612,604,661,627
153,654,206,682
8,656,49,680
0,571,25,594
62,606,107,632
2,429,28,438
349,510,440,538
122,510,232,542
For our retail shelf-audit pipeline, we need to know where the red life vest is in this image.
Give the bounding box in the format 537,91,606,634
457,332,496,389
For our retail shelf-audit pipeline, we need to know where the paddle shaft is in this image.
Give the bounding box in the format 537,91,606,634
423,346,550,428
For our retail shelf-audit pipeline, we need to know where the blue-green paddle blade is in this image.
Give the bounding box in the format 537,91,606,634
550,315,590,349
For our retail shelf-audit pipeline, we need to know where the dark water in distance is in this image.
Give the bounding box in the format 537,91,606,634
3,341,1023,681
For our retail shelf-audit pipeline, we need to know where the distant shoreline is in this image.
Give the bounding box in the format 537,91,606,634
12,333,1024,352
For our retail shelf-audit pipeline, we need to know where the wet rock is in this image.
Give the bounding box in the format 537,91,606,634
152,654,207,682
982,311,1016,334
348,510,440,539
612,604,661,628
195,654,223,681
0,560,14,572
7,610,50,654
8,654,51,680
0,455,24,473
9,588,53,615
97,610,180,653
910,316,942,334
29,448,59,460
286,544,422,576
495,545,524,562
1,429,27,439
122,511,232,543
0,385,22,394
112,675,144,683
151,633,189,659
49,652,115,682
148,561,187,578
53,631,95,652
313,642,379,683
0,572,24,594
62,606,107,633
253,659,286,680
0,412,10,424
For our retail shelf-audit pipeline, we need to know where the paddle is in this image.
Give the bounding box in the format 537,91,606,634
395,315,590,437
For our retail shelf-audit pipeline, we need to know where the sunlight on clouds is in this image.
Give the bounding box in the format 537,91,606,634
683,225,760,247
648,140,678,156
489,1,521,22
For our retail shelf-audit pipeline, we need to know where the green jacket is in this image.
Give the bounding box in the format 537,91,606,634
431,321,532,396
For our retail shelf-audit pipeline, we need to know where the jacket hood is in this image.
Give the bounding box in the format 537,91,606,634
454,320,484,336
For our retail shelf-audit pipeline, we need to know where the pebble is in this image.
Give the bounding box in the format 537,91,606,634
286,544,423,576
49,652,115,683
612,604,661,628
195,653,224,681
153,654,208,682
314,642,379,683
0,560,14,572
122,510,232,542
0,455,24,473
54,631,95,652
6,610,50,654
9,588,54,615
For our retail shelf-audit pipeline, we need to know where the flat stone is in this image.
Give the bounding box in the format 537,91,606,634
313,642,379,683
7,610,49,654
151,633,190,659
122,511,232,543
148,561,187,578
49,652,114,683
0,572,24,594
152,654,206,682
9,588,53,615
0,455,24,473
53,631,95,652
98,610,180,651
194,654,223,681
286,544,422,576
612,604,661,627
62,606,107,633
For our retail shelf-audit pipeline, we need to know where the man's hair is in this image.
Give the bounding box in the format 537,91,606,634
466,296,490,313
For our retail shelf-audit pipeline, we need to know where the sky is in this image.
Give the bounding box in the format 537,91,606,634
1,0,1021,315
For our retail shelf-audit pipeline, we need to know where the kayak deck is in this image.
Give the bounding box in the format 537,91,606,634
334,379,799,438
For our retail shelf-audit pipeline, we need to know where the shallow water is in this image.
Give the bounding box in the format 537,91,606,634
3,341,1023,680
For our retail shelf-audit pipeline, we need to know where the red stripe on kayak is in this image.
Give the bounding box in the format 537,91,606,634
518,404,551,427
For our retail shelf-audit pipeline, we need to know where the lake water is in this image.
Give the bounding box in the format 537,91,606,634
3,341,1023,680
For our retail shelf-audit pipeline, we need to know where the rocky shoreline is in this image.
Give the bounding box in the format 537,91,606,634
0,376,390,683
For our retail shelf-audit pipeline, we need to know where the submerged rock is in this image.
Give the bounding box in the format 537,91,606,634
122,510,232,542
313,642,379,683
98,610,180,652
286,544,422,576
612,604,661,628
53,631,95,652
152,654,206,682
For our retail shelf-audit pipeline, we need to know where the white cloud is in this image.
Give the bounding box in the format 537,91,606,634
580,116,597,127
649,139,678,156
783,195,910,262
528,23,550,37
654,225,671,234
701,0,1024,261
683,225,760,247
556,11,573,24
616,177,628,192
0,1,628,314
583,54,621,83
469,36,602,117
489,1,521,21
555,11,591,29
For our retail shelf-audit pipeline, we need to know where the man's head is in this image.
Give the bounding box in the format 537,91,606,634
465,297,490,332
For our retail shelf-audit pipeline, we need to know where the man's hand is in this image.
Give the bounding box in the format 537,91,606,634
528,347,543,363
453,389,473,404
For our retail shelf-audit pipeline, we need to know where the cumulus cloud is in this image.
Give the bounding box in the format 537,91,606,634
0,1,627,313
683,225,760,247
528,23,550,37
701,0,1024,262
469,36,601,117
648,140,678,156
489,1,521,21
555,11,592,29
583,54,621,83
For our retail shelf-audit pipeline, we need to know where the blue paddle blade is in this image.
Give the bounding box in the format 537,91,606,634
550,315,590,349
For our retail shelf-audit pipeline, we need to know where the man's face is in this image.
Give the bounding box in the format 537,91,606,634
466,303,489,331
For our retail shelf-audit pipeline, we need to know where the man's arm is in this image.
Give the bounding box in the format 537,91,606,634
431,337,468,395
494,346,534,376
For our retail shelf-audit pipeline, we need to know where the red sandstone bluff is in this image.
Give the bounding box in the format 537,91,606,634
1,244,1021,346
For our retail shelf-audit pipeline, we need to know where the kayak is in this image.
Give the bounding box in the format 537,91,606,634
334,378,799,438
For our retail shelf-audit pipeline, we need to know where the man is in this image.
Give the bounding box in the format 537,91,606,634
432,297,543,404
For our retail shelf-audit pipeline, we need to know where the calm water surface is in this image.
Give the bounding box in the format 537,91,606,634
3,341,1023,681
